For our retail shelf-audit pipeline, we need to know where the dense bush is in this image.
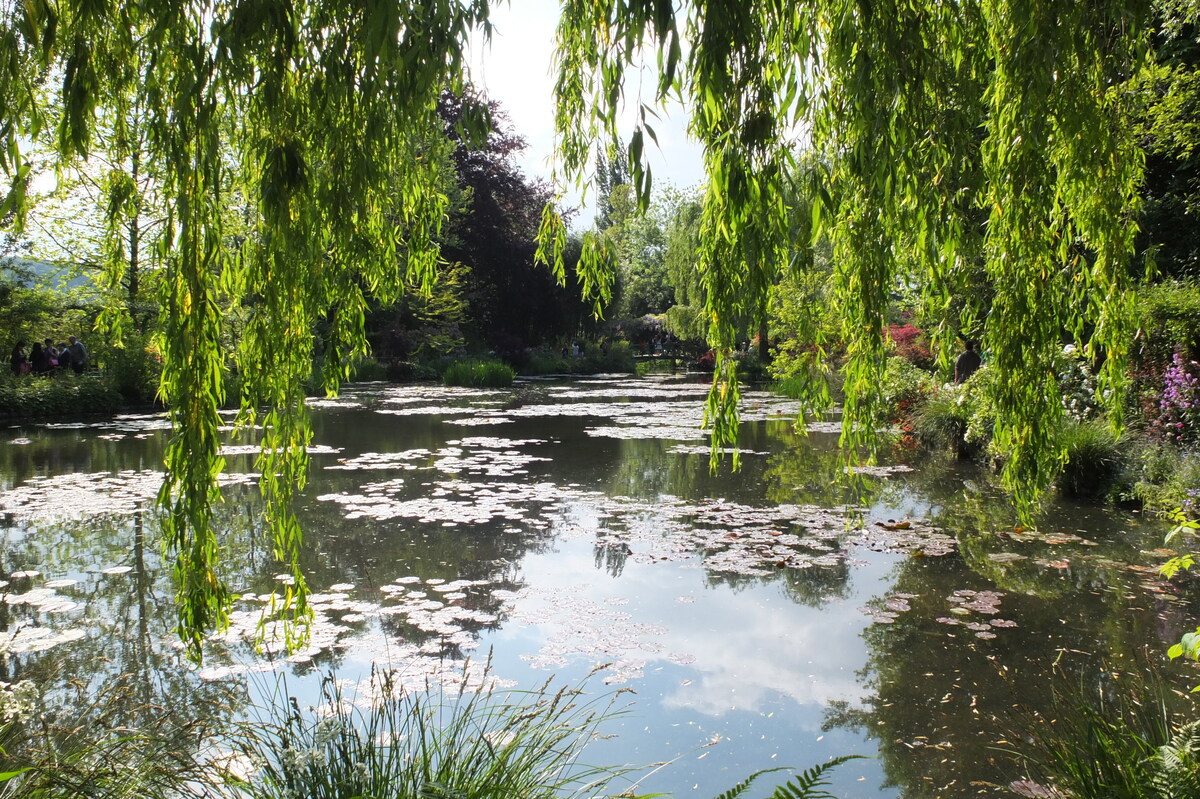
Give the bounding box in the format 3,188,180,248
885,323,935,369
347,357,391,382
1135,445,1200,514
0,373,123,418
96,335,162,404
442,359,516,387
521,341,635,376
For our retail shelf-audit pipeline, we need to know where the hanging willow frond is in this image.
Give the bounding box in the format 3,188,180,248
0,0,1156,652
550,0,1150,515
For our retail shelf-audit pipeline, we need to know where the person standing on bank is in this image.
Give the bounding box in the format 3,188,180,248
30,341,50,375
954,339,982,384
9,341,27,376
67,335,87,374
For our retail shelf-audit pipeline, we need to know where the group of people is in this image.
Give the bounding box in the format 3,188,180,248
8,336,88,377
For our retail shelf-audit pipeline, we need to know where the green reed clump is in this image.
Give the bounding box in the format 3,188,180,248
442,359,516,388
911,389,970,452
0,679,225,799
233,668,633,799
1056,419,1131,499
1012,672,1200,799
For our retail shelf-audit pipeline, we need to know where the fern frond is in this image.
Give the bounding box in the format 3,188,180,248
1154,721,1200,799
710,766,791,799
770,755,866,799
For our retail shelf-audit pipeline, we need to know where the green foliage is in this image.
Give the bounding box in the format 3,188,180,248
235,670,632,799
346,358,391,382
442,359,516,388
0,0,1164,648
911,388,970,453
709,756,863,799
521,341,634,376
880,357,935,416
0,373,122,417
1160,509,1200,665
547,0,1149,519
1017,674,1200,799
1134,281,1200,368
1128,44,1200,279
1136,447,1200,514
1056,420,1131,499
0,683,221,799
96,333,162,404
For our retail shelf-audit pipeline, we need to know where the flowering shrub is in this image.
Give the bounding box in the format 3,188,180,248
1183,488,1200,520
1054,345,1102,422
1152,352,1200,448
885,324,934,369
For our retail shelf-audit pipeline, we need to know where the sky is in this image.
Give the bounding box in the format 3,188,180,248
465,0,706,224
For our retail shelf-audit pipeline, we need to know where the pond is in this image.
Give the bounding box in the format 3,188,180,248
0,374,1197,797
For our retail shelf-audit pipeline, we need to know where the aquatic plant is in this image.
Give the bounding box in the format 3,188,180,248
1013,672,1200,799
0,684,224,799
1056,420,1130,499
442,359,516,388
232,668,635,799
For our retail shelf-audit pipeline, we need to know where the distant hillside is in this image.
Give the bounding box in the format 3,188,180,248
0,256,96,293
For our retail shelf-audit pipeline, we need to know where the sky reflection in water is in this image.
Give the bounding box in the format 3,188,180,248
0,375,1196,797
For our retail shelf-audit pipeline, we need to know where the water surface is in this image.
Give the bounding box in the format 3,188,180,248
1,375,1196,797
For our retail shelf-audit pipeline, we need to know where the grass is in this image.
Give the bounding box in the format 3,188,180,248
1056,419,1131,499
1012,672,1200,799
233,666,635,799
911,389,969,453
442,359,516,388
0,678,226,799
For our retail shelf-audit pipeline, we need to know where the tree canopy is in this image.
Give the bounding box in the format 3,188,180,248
0,0,1177,651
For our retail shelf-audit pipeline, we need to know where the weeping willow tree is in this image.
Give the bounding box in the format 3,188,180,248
0,0,1165,652
545,0,1158,494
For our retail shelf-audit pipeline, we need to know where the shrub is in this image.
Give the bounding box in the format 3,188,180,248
521,342,635,376
881,356,935,413
732,350,770,383
1134,445,1200,514
885,323,935,369
442,359,515,388
577,340,635,374
1054,345,1102,423
97,335,163,404
524,346,572,375
347,357,390,382
1150,351,1200,448
0,373,123,418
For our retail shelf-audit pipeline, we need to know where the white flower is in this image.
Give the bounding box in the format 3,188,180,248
0,680,37,722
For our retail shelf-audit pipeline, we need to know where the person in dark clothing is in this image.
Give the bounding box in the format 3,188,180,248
9,341,27,376
30,342,51,375
954,340,982,384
